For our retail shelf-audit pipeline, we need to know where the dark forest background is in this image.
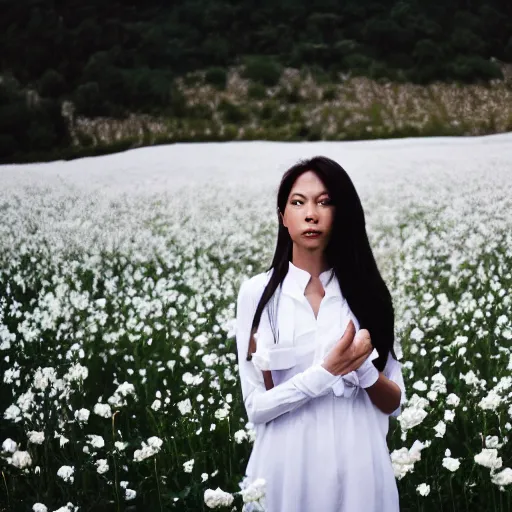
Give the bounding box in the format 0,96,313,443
1,0,512,161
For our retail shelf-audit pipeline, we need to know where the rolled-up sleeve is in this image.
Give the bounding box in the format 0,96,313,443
235,279,339,425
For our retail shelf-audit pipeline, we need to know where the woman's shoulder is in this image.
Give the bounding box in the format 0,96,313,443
238,269,273,300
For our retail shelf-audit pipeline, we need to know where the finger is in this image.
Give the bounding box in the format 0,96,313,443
336,346,369,375
353,331,373,356
340,352,370,376
352,340,373,360
337,320,355,352
353,329,371,347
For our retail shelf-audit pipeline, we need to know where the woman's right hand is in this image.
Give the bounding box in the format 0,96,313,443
321,320,373,376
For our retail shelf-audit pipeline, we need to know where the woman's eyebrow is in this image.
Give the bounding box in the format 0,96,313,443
291,191,329,198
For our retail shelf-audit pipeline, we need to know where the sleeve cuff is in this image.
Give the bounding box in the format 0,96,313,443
356,364,380,388
294,364,341,397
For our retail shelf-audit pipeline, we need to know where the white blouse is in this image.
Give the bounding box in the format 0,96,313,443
235,261,407,512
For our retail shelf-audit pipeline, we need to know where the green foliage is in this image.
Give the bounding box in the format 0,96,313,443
0,75,70,162
74,82,105,117
204,67,227,90
1,0,512,160
1,1,511,97
242,56,282,87
447,56,503,82
38,69,66,98
247,83,267,100
322,86,337,101
218,100,250,124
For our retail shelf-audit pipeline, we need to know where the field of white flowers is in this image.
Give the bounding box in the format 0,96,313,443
1,134,511,512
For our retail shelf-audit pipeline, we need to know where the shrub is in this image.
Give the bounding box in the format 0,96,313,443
242,56,282,87
205,67,228,89
322,86,337,101
247,83,267,100
218,100,249,124
38,69,66,98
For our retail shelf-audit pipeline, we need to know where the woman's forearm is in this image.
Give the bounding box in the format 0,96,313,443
364,372,401,414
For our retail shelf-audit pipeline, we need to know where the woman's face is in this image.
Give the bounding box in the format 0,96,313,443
280,171,335,251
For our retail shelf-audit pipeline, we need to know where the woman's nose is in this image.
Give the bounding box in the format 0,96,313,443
305,204,319,220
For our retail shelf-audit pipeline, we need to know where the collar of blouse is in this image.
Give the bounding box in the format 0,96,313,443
281,260,342,302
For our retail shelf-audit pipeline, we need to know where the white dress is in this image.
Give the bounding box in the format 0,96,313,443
235,261,407,512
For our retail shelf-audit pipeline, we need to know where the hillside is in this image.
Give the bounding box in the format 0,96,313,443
1,0,512,162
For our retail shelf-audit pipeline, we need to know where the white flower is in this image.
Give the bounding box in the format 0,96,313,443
446,393,460,407
434,420,446,438
410,328,424,342
27,431,45,445
93,403,112,418
95,459,109,474
412,381,427,391
4,404,22,422
407,394,429,409
125,489,137,500
74,408,90,422
474,449,502,470
442,456,461,472
390,440,427,480
451,336,468,347
148,436,163,449
2,438,18,453
57,465,75,483
63,362,88,383
240,478,266,503
397,406,428,431
204,487,234,508
479,390,502,411
461,370,480,386
491,467,512,487
409,440,426,461
54,433,69,448
234,430,248,444
115,441,128,451
431,372,447,393
183,459,195,473
214,404,230,421
444,410,455,422
416,483,430,496
151,399,162,411
201,473,209,482
485,436,503,449
11,450,32,469
133,436,163,462
182,372,204,386
177,398,192,415
497,315,508,326
32,504,48,512
427,391,438,401
86,435,105,449
33,367,57,391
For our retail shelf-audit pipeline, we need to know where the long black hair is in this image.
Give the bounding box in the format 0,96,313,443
245,156,396,372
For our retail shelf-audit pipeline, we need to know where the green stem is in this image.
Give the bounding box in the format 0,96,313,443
112,411,121,512
449,477,456,512
154,457,163,512
2,471,10,510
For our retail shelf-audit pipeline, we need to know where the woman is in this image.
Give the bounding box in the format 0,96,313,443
235,156,407,512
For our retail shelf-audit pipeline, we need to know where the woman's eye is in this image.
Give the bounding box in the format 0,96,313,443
291,199,331,206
